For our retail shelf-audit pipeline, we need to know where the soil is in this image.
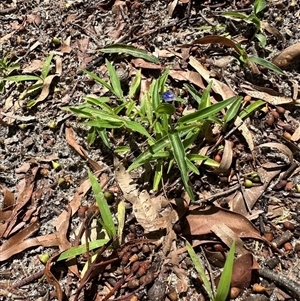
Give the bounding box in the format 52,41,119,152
1,0,300,301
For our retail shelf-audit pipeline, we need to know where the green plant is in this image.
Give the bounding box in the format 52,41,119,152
5,53,56,107
66,59,265,200
222,0,267,47
190,35,284,75
0,54,20,93
57,170,119,261
186,241,236,301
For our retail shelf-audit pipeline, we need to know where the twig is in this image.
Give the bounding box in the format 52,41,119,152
12,269,44,288
258,267,300,299
236,159,252,214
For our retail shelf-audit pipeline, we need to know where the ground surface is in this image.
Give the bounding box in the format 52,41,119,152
1,0,300,300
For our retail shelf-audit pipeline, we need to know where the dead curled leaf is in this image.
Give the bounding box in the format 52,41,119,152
65,127,101,171
115,161,186,233
182,205,263,241
45,253,64,301
272,42,300,69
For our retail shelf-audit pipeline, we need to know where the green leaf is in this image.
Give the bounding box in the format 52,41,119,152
247,56,284,75
85,96,110,106
187,154,220,167
155,103,176,115
82,69,114,94
239,99,265,119
41,53,54,80
127,137,169,171
5,75,41,82
224,96,243,123
186,240,214,300
222,11,248,20
115,146,130,154
129,69,141,98
200,81,213,110
96,128,111,148
150,78,160,110
99,44,159,64
157,68,170,94
125,120,154,142
153,160,163,191
254,33,267,47
168,131,194,201
57,239,109,261
84,120,123,129
184,83,203,106
105,59,123,99
254,0,266,15
215,242,236,301
186,158,200,175
87,127,97,146
88,170,116,238
178,96,238,124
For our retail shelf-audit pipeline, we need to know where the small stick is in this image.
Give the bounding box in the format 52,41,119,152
258,267,300,299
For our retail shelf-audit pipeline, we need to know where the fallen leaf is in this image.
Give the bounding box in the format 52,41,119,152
131,58,162,69
65,127,102,171
215,140,233,172
182,205,263,241
211,223,247,255
189,56,235,100
169,69,205,89
241,84,294,105
45,253,64,301
35,74,58,104
0,233,60,262
272,42,300,69
22,60,44,73
231,253,259,289
115,161,183,233
229,166,281,215
1,166,39,238
255,142,293,164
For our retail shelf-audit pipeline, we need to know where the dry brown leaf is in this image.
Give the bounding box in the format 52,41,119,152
168,0,178,17
35,74,58,104
45,253,64,301
235,116,254,151
131,58,162,69
0,166,39,238
189,56,235,100
291,126,300,142
229,166,281,215
255,142,293,164
216,140,233,172
0,186,15,210
231,253,260,290
169,69,205,89
241,84,294,105
272,42,300,69
22,60,44,73
53,171,104,230
211,223,247,255
261,21,285,43
115,161,183,233
182,205,263,241
0,233,60,262
65,127,102,171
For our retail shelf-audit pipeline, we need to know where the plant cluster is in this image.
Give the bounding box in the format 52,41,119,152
66,59,264,200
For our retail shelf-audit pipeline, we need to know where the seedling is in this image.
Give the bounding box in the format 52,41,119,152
66,56,267,200
5,53,57,107
222,0,268,47
186,241,236,301
0,54,20,93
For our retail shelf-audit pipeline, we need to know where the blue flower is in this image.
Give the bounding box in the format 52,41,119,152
162,91,175,102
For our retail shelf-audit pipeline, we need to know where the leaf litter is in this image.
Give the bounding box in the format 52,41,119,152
1,0,300,300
